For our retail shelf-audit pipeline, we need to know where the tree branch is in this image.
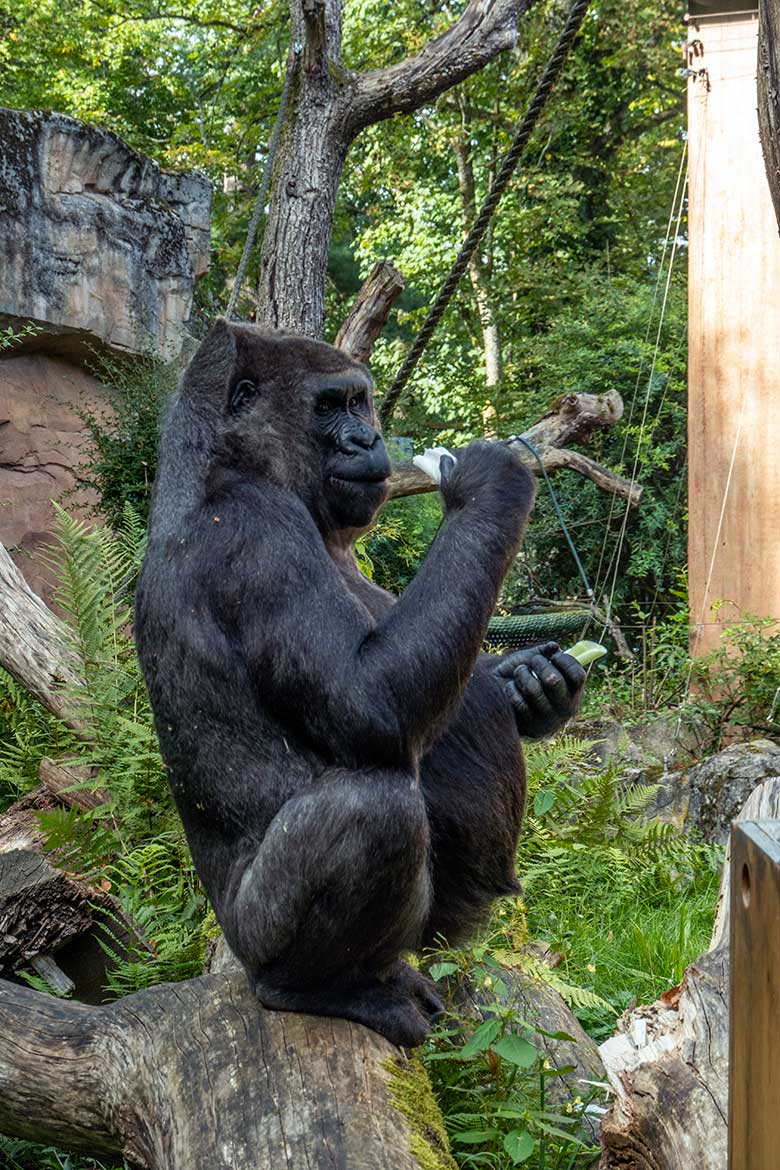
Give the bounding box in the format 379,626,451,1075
350,0,535,131
386,390,641,505
335,259,405,362
541,447,642,507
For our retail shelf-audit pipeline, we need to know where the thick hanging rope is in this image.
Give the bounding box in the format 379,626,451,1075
225,43,303,321
379,0,593,425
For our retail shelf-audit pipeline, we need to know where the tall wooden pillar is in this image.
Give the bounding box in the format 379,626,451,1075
688,1,780,656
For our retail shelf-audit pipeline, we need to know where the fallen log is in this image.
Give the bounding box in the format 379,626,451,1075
0,543,83,730
0,776,146,1001
598,776,780,1169
0,971,453,1170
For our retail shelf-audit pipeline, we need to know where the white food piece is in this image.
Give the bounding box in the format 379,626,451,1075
412,446,456,485
564,639,608,667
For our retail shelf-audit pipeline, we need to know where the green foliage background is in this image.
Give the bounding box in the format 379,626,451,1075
2,0,687,617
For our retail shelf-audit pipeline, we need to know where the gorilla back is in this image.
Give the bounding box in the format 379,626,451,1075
136,319,535,1047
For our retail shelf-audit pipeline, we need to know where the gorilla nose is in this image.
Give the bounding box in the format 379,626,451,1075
341,424,377,453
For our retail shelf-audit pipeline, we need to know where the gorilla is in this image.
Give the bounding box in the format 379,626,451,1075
135,319,585,1047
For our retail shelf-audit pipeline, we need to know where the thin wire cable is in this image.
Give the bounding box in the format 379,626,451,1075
675,391,748,733
592,140,688,596
597,161,688,639
507,435,594,600
225,43,302,320
379,0,593,426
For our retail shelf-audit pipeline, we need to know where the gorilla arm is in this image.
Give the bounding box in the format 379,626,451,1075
208,445,534,768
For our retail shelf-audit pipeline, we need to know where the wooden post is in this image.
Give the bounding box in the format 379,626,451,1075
687,1,780,657
729,819,780,1169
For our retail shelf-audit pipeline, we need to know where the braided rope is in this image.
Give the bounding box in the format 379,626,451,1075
379,0,593,425
226,43,303,321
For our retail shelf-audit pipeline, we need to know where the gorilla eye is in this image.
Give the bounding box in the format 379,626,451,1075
314,400,332,416
348,392,366,411
229,379,258,415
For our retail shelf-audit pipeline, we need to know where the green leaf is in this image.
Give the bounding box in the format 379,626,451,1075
459,1018,502,1058
503,1130,535,1163
429,961,458,982
491,1034,538,1068
534,1026,577,1042
534,789,556,816
453,1129,500,1144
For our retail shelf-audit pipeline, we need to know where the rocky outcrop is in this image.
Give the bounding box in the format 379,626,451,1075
0,107,211,359
649,739,780,844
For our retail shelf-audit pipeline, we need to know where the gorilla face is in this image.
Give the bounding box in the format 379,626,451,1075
189,321,391,538
310,370,391,532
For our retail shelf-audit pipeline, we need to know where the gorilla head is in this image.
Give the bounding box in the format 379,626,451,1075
181,319,391,537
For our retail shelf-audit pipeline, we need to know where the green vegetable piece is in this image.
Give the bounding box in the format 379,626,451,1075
564,639,608,667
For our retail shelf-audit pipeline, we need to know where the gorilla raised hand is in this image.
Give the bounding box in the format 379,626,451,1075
136,319,582,1048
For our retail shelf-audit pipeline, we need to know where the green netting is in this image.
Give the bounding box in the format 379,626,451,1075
485,606,592,652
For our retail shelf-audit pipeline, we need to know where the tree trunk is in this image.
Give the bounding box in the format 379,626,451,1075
598,777,780,1169
256,2,354,335
759,0,780,230
256,0,533,337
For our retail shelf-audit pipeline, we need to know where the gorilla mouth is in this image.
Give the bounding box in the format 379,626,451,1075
328,473,388,487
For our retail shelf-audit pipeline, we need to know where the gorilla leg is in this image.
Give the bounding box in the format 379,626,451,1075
418,666,526,951
219,770,434,1046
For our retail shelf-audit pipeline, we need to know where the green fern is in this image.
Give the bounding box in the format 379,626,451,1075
0,506,209,1003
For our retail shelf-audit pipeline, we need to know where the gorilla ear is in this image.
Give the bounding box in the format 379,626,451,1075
181,318,237,409
229,378,259,416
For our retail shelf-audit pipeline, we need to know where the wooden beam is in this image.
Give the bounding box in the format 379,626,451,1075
728,819,780,1170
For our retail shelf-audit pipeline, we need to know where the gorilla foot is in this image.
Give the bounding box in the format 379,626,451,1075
387,961,445,1022
253,977,431,1048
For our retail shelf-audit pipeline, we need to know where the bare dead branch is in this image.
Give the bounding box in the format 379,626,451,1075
350,0,535,131
387,391,640,505
335,260,405,362
541,447,642,508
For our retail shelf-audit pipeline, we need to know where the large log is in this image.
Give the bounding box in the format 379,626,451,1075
598,776,780,1169
0,543,83,729
0,971,453,1170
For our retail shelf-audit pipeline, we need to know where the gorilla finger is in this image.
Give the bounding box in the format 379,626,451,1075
438,454,456,491
495,648,537,677
507,685,532,723
534,642,562,660
528,654,570,707
514,665,558,721
550,652,587,692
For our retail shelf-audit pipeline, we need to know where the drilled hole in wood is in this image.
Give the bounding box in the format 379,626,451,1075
741,862,751,908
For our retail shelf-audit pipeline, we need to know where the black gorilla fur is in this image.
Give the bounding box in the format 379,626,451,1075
136,319,585,1047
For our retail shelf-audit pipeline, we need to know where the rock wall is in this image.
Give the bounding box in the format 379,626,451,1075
0,352,108,601
0,107,211,360
0,107,212,601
